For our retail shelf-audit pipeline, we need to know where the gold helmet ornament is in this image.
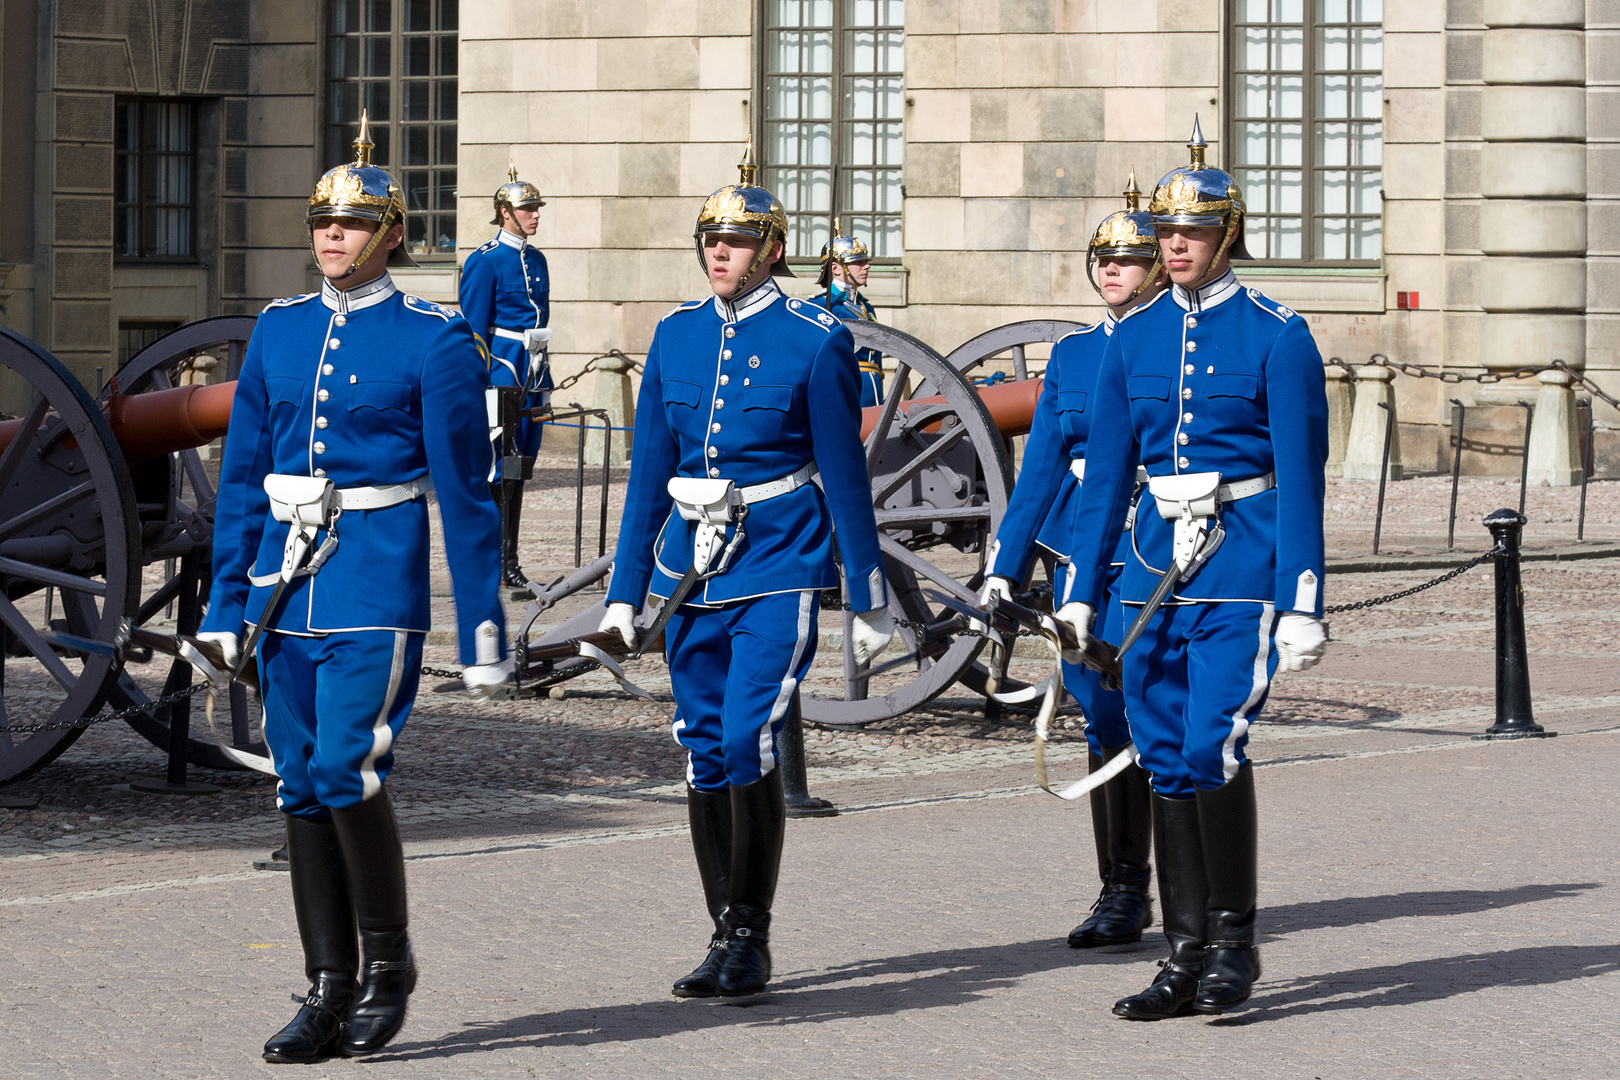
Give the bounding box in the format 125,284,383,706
1149,115,1252,282
492,161,545,226
817,217,871,289
1086,168,1164,302
307,112,414,276
694,138,794,280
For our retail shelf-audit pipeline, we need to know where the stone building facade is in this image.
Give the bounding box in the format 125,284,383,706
3,1,1617,475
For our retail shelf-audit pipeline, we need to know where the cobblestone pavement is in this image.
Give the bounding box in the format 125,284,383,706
2,468,1619,1077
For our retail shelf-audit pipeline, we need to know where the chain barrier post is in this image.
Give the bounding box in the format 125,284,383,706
1578,398,1594,542
780,692,836,817
1448,399,1466,551
1516,401,1533,517
1479,509,1554,740
1372,400,1393,555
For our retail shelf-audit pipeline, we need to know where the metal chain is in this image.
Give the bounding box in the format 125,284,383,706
1323,552,1492,614
1331,355,1620,414
0,680,211,735
421,666,464,681
550,349,643,395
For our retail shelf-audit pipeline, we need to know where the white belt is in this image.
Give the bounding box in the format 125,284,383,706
1217,472,1276,502
337,477,434,511
736,464,815,505
1070,459,1151,485
490,327,526,342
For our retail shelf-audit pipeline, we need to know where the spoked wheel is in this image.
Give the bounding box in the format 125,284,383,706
97,316,268,770
0,330,142,784
798,323,1013,727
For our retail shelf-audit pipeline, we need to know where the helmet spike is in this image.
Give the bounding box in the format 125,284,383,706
738,136,759,187
508,160,519,184
1188,114,1207,169
1124,166,1142,211
353,110,375,166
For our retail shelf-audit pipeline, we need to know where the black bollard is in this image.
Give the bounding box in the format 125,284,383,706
1478,509,1554,740
780,692,837,817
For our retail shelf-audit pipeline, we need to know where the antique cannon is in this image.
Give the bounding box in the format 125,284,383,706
0,318,264,785
518,318,1078,728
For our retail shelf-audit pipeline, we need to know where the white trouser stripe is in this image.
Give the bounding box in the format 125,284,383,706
760,591,815,776
359,631,408,799
1222,602,1275,780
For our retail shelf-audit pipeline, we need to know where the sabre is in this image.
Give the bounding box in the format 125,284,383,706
924,588,1122,687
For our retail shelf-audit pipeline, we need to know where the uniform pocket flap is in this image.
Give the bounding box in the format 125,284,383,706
349,381,413,412
1127,375,1171,401
663,378,704,408
743,384,796,411
1056,389,1089,413
1208,373,1259,399
266,377,305,406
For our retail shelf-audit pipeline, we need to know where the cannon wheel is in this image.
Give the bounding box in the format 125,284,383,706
0,330,143,785
98,316,268,770
798,322,1013,727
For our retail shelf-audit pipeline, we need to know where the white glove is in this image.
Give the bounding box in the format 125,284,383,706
598,602,639,651
193,631,240,675
1053,602,1095,664
850,608,896,667
463,657,515,698
1274,613,1327,672
978,575,1015,608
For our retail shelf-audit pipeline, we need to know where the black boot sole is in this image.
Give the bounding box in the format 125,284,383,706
1069,928,1146,948
1188,991,1251,1015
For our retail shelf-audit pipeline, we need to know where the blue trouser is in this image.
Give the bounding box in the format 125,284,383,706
664,590,819,791
1121,600,1278,799
490,340,549,465
1057,562,1131,754
259,629,425,819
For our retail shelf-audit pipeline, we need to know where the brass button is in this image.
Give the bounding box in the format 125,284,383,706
318,389,330,402
329,338,341,349
313,442,327,455
313,469,326,477
1185,340,1197,353
711,423,721,433
1182,387,1193,400
714,399,724,409
1183,412,1194,423
323,364,334,375
1178,432,1189,445
1184,364,1195,375
1178,455,1190,468
707,446,718,458
334,315,347,327
316,417,329,429
709,467,720,477
1185,316,1197,328
719,374,729,385
722,350,733,360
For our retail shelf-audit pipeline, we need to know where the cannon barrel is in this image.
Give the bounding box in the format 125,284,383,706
860,376,1042,442
0,380,236,463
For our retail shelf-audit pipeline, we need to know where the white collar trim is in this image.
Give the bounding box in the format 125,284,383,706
713,276,782,323
322,273,397,314
1102,310,1117,337
1172,269,1241,313
496,229,528,250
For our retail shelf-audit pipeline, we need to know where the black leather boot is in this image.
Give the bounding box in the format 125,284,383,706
1113,794,1206,1020
1070,745,1154,947
1192,762,1261,1014
498,478,527,587
331,791,417,1056
717,770,785,996
673,785,733,998
263,816,357,1063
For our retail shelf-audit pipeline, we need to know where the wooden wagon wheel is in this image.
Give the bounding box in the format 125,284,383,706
0,330,143,785
97,316,269,771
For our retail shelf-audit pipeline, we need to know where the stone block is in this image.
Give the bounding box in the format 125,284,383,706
51,301,111,351
1097,0,1158,33
1104,88,1167,142
1480,256,1586,310
248,44,316,96
1445,88,1482,138
1481,86,1585,141
909,0,961,35
1055,32,1118,87
1001,0,1055,33
251,0,319,42
1446,31,1484,82
910,90,972,142
968,91,1007,142
1387,89,1445,145
462,40,516,94
586,92,647,143
597,37,700,91
1593,146,1620,198
1022,142,1097,197
1480,142,1586,197
245,249,314,301
246,146,315,199
1005,89,1043,143
1589,201,1620,256
52,249,111,299
248,97,319,147
1385,32,1446,89
246,197,311,249
998,34,1059,87
1113,33,1163,87
1388,2,1445,32
524,38,599,92
687,90,748,144
1449,0,1485,29
586,0,649,36
1482,29,1585,85
647,197,698,250
678,142,740,197
1595,0,1620,29
53,196,111,244
1027,199,1092,253
963,199,1031,251
1482,0,1584,27
54,41,136,91
1479,200,1586,254
1161,30,1219,87
959,0,1000,33
907,35,959,90
905,198,965,251
1591,88,1620,141
954,36,1006,88
904,143,962,197
698,36,750,90
1480,311,1585,367
1039,88,1104,141
1158,0,1217,32
1445,257,1481,307
1384,143,1447,200
1446,145,1481,196
599,197,649,249
54,94,114,141
1446,200,1482,251
53,144,112,193
1590,256,1620,312
960,143,1024,197
1589,29,1620,84
546,197,605,249
1383,200,1445,255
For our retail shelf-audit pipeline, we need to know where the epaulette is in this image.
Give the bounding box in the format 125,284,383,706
262,293,318,312
403,295,454,321
1058,321,1105,344
473,238,500,254
1116,288,1171,325
784,296,839,333
1245,287,1299,323
661,298,709,321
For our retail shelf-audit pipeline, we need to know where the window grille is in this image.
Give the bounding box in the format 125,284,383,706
114,100,196,261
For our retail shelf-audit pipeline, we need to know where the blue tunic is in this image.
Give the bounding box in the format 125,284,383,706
606,277,888,613
201,273,506,666
459,229,551,459
807,287,884,407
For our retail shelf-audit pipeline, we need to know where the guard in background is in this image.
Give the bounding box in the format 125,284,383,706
459,164,552,587
981,173,1167,951
1062,120,1329,1020
808,220,885,407
199,117,511,1062
598,146,894,998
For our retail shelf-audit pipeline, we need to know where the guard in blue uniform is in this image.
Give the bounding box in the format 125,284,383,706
1062,120,1329,1020
807,220,884,407
459,164,552,586
200,117,510,1062
981,173,1167,951
598,145,894,998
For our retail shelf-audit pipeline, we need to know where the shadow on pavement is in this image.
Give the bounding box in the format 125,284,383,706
373,937,1150,1061
1261,883,1599,941
1221,944,1620,1024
